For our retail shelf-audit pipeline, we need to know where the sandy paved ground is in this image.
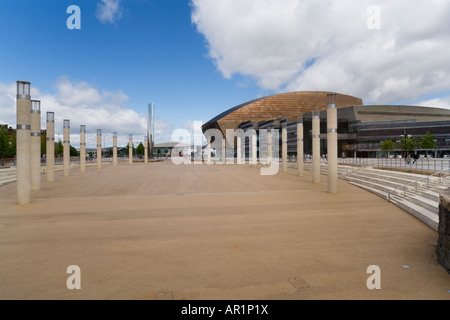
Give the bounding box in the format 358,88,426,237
0,160,449,300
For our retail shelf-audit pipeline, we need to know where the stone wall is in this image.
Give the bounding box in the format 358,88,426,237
437,189,450,274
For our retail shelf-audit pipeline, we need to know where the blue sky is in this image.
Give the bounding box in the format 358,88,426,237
1,0,450,147
0,1,267,141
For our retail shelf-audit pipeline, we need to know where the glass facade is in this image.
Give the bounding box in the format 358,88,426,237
238,106,450,159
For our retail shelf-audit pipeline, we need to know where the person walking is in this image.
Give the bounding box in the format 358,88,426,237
413,153,419,164
406,153,411,165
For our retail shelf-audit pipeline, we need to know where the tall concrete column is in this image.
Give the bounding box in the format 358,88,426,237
129,135,133,165
251,133,257,165
113,132,118,167
327,93,338,194
63,120,70,177
148,103,155,160
46,112,55,182
30,100,41,191
144,136,149,164
297,115,304,177
80,125,86,173
312,108,321,183
97,129,102,170
237,136,242,164
222,136,226,164
207,139,211,164
282,123,288,172
16,81,32,205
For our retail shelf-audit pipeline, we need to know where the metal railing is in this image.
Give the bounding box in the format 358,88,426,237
338,157,450,173
387,170,450,202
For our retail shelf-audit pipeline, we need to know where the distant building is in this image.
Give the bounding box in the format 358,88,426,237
202,92,450,158
154,142,191,157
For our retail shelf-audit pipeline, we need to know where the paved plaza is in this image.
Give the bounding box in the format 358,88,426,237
0,161,449,300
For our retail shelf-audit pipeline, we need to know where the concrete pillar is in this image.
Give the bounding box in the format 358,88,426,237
282,122,288,172
129,135,133,165
297,115,304,177
113,132,118,167
222,136,226,164
80,125,86,173
97,129,102,170
63,120,70,177
144,136,149,164
30,100,41,191
46,112,55,182
237,136,242,164
16,81,32,205
251,133,257,165
148,103,155,160
207,139,211,164
327,94,338,194
312,108,320,183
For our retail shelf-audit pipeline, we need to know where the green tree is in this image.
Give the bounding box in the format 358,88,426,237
7,131,16,158
70,145,79,157
380,139,395,158
135,142,145,156
396,135,418,156
125,143,135,155
41,131,46,157
419,132,437,157
0,126,8,165
0,127,16,165
55,140,63,157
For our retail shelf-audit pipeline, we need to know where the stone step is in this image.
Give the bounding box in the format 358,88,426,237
392,198,439,231
0,178,17,186
406,194,439,213
366,168,434,180
348,181,388,200
349,173,414,191
344,176,399,195
357,170,424,186
417,189,441,202
0,173,17,179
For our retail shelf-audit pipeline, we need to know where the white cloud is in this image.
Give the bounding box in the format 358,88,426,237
0,82,17,126
96,0,123,24
0,77,172,147
417,96,450,110
191,0,450,104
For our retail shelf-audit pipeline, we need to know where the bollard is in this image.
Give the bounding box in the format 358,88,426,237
312,108,320,183
46,112,55,182
129,135,133,165
327,93,338,194
113,132,118,167
97,129,102,170
282,122,287,172
16,81,32,205
80,125,86,173
30,100,41,191
297,115,304,177
63,120,70,177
